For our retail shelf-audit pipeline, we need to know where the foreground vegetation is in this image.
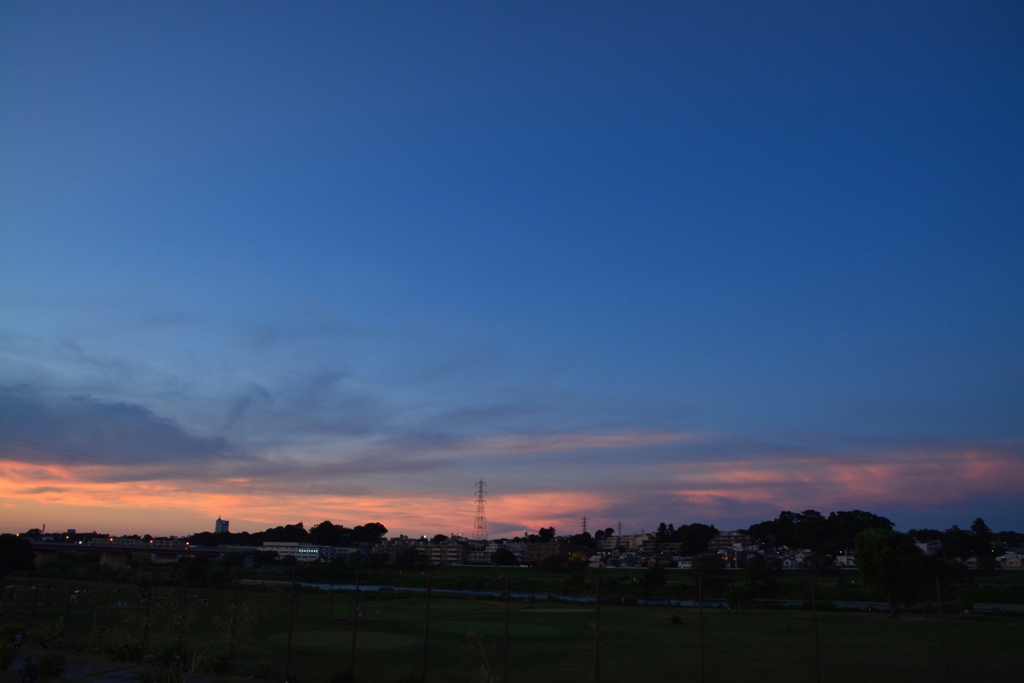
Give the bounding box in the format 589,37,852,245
2,558,1023,683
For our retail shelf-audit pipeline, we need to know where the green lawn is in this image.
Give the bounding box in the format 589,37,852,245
2,575,1022,683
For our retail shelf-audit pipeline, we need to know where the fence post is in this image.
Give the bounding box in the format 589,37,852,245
285,568,297,681
142,587,152,655
99,587,110,636
350,570,360,682
63,586,73,621
936,577,950,683
62,586,73,636
811,579,820,683
503,572,510,683
594,576,600,683
177,561,189,653
421,570,431,683
228,565,241,662
698,577,705,683
31,584,39,628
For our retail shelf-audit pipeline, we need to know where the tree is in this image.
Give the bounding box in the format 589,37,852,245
855,528,925,617
941,525,973,560
908,528,942,542
262,523,309,544
539,553,563,573
311,520,352,547
970,517,992,539
748,509,893,554
970,517,995,565
490,548,517,566
0,534,34,576
691,554,724,585
566,552,589,570
352,523,388,544
395,546,422,567
565,532,594,548
675,523,719,554
803,552,836,575
538,527,556,542
744,555,776,594
822,510,894,553
642,562,667,591
252,550,279,565
793,510,829,550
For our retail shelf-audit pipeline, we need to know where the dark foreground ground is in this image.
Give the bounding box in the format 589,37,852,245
2,566,1022,682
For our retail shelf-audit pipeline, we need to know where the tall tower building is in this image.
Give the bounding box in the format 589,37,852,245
215,517,229,534
472,480,487,540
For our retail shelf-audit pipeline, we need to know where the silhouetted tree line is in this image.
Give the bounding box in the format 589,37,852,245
517,527,556,543
0,534,35,576
908,517,1022,568
746,509,895,554
188,520,388,547
653,522,720,555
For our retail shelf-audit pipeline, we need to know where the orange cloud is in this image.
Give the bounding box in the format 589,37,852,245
3,440,1021,537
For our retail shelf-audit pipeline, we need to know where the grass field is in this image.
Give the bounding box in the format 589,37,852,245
3,573,1022,683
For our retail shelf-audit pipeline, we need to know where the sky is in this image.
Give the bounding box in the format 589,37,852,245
1,2,1022,538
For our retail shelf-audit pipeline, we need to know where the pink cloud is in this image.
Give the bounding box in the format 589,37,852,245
662,445,1024,511
3,439,1021,536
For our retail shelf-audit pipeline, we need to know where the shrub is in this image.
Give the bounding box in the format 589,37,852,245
330,670,353,683
38,652,66,677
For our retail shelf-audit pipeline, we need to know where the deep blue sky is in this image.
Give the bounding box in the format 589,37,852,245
1,2,1022,536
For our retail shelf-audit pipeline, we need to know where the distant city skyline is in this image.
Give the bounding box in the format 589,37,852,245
2,3,1022,536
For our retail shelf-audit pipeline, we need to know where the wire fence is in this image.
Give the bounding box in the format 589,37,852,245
1,573,1017,683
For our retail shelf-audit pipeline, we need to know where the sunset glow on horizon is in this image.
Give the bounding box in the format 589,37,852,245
3,432,1021,537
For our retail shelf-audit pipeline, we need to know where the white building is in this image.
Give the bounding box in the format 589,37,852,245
215,517,230,534
262,542,320,562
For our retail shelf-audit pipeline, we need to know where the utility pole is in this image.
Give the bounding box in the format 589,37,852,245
582,516,588,534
